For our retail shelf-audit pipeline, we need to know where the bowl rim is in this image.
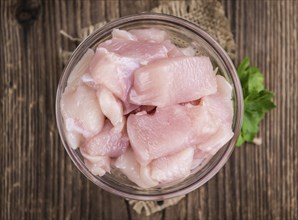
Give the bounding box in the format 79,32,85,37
56,13,243,200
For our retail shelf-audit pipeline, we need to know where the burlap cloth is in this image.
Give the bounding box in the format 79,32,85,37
60,0,236,216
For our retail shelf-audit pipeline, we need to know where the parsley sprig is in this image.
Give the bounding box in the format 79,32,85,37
236,58,276,146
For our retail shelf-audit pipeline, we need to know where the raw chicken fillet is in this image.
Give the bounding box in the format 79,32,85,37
130,56,217,106
127,105,192,165
60,28,234,188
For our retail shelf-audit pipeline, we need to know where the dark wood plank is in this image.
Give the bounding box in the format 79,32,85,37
0,0,297,219
221,1,298,220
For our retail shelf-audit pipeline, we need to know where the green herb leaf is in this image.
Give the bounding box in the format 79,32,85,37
236,58,276,146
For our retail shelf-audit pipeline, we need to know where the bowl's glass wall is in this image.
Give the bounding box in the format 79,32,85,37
56,14,243,200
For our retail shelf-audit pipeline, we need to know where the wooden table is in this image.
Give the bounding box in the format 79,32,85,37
1,0,297,219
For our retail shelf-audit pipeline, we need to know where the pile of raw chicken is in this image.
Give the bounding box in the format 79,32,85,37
60,28,234,188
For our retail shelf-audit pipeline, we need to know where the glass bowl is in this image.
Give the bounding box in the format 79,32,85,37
56,13,243,200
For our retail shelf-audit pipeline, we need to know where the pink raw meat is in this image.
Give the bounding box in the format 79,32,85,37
61,84,105,138
131,105,156,114
150,147,194,183
167,47,185,58
60,28,235,186
80,73,99,89
203,95,233,125
114,148,158,188
129,28,168,43
65,130,82,150
130,56,217,106
180,46,196,57
97,87,124,131
163,40,185,58
112,29,137,41
216,74,233,98
203,75,233,124
186,103,220,145
98,39,169,65
83,121,129,158
67,49,94,85
127,105,192,165
127,75,233,166
197,75,234,154
89,48,139,101
122,102,140,115
164,41,196,58
80,149,110,176
198,125,234,154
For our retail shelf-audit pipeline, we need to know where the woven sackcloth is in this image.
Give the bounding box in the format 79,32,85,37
60,0,236,216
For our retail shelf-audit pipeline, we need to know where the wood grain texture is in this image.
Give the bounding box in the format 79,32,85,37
0,0,297,219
